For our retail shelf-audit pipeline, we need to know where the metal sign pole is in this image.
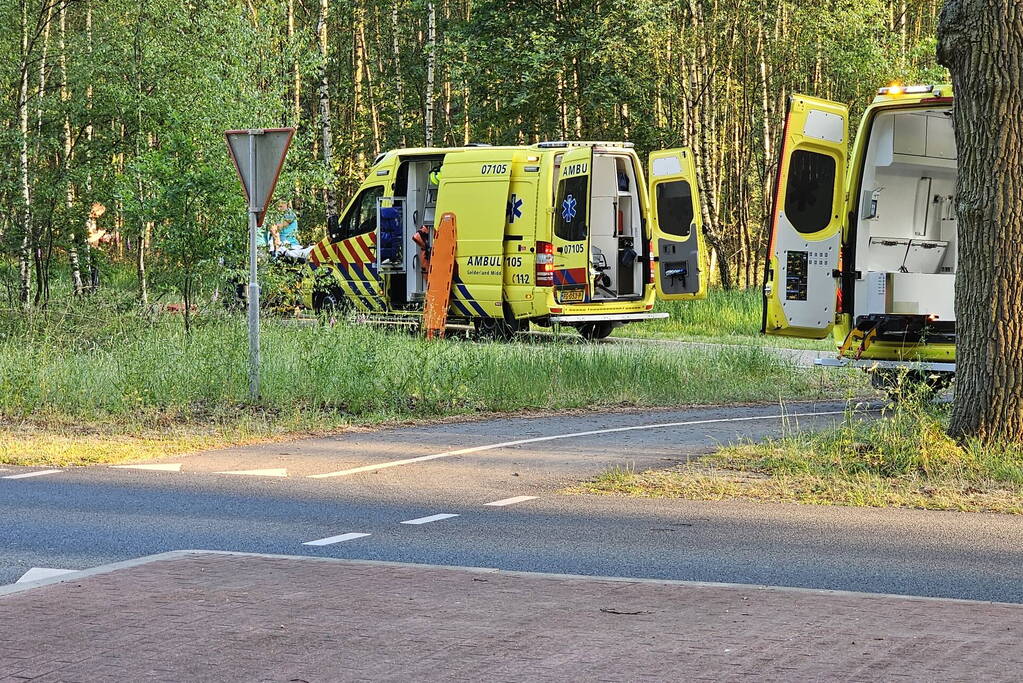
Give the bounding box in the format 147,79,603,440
225,126,292,401
247,132,261,400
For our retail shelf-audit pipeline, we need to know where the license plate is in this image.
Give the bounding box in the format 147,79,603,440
559,288,584,302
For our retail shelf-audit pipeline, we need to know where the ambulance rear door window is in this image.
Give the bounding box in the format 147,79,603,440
655,180,695,238
555,175,588,242
784,150,836,234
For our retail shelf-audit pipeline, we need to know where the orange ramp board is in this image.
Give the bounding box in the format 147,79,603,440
423,212,457,339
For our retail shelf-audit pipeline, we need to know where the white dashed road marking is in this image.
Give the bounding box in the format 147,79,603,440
303,533,371,546
16,567,79,583
306,410,853,479
485,496,538,507
3,470,62,480
111,464,182,472
215,468,288,477
401,513,459,525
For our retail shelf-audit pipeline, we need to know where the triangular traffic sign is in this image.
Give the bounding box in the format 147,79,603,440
225,127,295,226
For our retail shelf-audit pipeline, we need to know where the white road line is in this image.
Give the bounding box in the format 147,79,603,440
214,468,288,477
110,464,182,472
303,532,371,546
306,409,854,479
16,567,79,584
401,513,459,525
3,469,62,480
485,496,538,507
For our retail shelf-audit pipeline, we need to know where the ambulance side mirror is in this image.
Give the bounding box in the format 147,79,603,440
327,214,342,242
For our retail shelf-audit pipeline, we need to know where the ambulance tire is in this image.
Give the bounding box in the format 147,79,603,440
313,288,349,316
473,311,527,341
577,322,614,341
473,317,515,341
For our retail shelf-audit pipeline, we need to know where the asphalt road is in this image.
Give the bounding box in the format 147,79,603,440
3,400,1020,602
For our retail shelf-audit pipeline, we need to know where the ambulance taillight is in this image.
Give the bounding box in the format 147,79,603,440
536,241,554,286
645,240,655,284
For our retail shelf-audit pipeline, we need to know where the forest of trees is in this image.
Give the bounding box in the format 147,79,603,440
2,0,947,308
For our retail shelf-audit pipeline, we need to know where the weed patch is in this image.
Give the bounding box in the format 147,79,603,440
574,399,1023,514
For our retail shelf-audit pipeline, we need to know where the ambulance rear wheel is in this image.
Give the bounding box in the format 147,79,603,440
577,322,614,341
474,315,526,341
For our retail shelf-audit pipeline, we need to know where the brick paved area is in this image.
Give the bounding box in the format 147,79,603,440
1,551,1021,682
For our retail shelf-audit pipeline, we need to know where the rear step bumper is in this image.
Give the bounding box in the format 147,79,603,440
549,312,669,323
816,357,956,373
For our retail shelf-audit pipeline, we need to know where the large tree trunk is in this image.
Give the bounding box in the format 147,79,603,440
937,0,1023,443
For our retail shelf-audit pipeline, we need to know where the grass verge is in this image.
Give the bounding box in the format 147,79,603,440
0,305,865,466
573,399,1023,514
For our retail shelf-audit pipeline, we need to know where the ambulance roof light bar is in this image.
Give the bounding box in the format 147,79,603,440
535,141,635,149
877,84,935,96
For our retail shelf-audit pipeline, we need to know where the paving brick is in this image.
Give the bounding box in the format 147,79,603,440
1,553,1021,680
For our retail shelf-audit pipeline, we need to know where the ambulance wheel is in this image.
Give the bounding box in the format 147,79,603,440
577,322,614,341
313,288,348,315
473,315,526,341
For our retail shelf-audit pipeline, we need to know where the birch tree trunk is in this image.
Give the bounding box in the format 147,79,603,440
938,0,1023,443
288,0,300,127
60,3,84,295
352,1,366,175
316,0,337,215
391,0,406,145
83,0,96,290
18,0,33,308
424,0,436,146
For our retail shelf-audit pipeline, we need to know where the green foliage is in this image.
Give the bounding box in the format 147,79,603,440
2,0,947,306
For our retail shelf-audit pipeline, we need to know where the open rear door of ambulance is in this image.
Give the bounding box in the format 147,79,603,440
762,95,848,339
648,147,707,300
552,147,592,304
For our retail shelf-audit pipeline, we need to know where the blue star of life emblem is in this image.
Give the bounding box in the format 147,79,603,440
507,194,523,223
561,194,577,222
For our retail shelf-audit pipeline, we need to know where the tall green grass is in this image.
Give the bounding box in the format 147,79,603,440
0,304,844,425
614,287,832,349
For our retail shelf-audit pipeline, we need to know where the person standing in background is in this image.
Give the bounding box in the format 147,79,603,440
266,199,300,252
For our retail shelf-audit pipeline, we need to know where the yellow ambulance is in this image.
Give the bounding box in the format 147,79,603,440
763,84,958,387
302,141,707,339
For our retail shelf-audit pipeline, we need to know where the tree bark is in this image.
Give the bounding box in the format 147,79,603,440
937,0,1023,443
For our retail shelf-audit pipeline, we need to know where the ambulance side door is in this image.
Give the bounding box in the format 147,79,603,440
647,147,707,300
434,149,515,318
762,95,848,339
552,147,591,304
